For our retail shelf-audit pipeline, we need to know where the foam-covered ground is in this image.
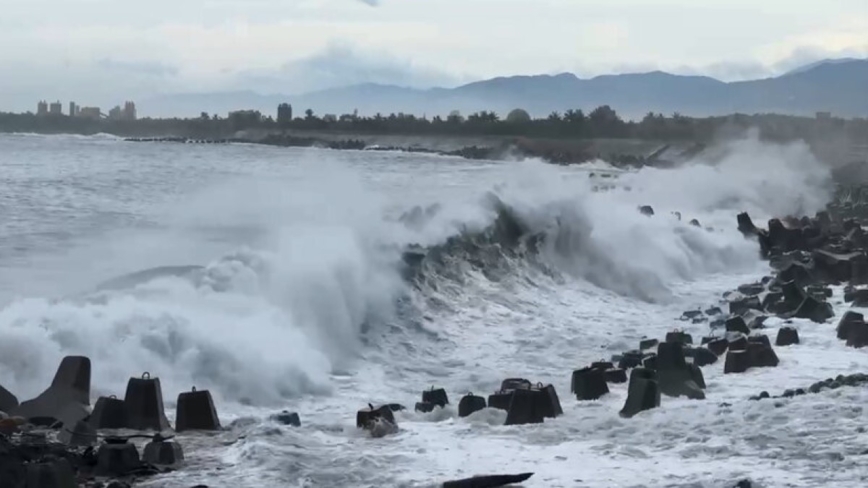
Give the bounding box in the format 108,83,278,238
0,133,864,487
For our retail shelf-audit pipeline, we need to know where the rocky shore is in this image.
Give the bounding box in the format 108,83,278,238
4,183,868,488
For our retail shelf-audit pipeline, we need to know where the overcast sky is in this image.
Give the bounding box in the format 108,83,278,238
1,0,866,111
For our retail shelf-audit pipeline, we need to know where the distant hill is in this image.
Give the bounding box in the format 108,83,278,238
143,59,868,119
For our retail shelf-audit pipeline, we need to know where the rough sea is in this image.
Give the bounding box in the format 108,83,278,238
1,132,865,487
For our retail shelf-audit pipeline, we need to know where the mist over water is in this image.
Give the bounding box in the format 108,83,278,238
0,133,833,412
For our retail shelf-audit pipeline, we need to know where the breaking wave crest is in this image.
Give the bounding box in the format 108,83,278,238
0,134,833,407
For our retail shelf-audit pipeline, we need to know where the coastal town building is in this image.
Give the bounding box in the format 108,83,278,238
36,100,48,116
49,101,63,115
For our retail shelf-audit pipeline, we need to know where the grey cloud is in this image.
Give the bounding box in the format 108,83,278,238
356,0,379,5
96,59,179,77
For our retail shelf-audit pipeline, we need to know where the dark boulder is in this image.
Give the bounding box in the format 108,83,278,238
458,394,486,418
570,368,609,401
775,327,800,346
619,368,661,418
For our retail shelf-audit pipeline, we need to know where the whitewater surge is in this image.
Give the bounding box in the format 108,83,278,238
0,132,851,487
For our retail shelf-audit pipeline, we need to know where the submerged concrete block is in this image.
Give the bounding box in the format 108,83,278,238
143,440,185,467
422,387,449,408
356,404,396,430
415,401,436,413
775,327,800,346
123,372,171,431
25,458,76,488
604,368,628,383
175,387,221,432
571,367,609,401
89,395,128,430
458,394,486,418
58,419,97,446
95,441,141,477
13,355,91,427
619,367,660,418
504,384,561,426
838,311,865,341
724,350,750,374
656,342,705,400
271,410,301,426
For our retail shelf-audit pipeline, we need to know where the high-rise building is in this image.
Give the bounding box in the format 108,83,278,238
69,102,79,117
108,106,122,120
37,100,48,116
79,107,101,119
277,103,293,125
123,101,137,121
49,101,63,115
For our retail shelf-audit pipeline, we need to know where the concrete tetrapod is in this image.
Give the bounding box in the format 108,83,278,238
619,367,661,418
13,356,91,428
175,387,220,432
123,372,171,431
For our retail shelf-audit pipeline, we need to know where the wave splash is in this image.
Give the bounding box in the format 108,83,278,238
0,135,833,406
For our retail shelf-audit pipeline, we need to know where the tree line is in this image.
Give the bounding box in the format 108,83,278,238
0,105,866,145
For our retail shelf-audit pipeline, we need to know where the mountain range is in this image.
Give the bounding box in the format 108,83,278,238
144,59,868,120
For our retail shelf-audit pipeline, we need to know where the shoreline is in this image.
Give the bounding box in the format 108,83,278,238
4,190,868,486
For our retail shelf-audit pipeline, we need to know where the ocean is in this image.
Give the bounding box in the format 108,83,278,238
0,132,865,487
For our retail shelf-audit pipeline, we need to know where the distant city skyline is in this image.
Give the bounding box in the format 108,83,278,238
1,0,865,113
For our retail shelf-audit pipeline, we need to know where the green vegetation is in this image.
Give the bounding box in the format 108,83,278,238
1,105,866,146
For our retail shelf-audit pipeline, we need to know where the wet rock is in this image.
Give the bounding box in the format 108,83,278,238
176,387,221,432
775,327,800,346
656,342,705,400
689,219,701,227
12,356,90,428
124,372,171,431
271,411,301,427
458,394,486,418
619,368,661,418
422,387,449,408
570,368,609,401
